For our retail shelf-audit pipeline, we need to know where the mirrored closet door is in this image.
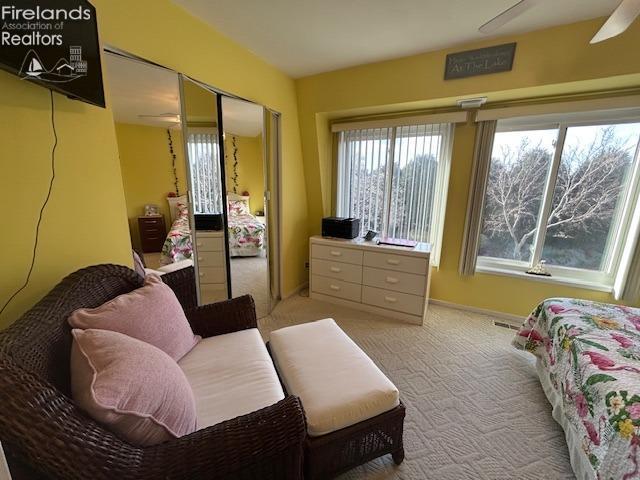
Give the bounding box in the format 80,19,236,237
179,77,230,305
221,96,273,318
105,49,280,317
103,52,198,302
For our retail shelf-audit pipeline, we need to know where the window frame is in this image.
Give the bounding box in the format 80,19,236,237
335,123,454,266
476,115,640,290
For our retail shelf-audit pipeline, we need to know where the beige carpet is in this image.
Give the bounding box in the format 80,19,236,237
259,296,575,480
231,255,270,319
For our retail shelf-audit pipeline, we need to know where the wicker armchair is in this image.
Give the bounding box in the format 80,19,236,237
0,264,306,480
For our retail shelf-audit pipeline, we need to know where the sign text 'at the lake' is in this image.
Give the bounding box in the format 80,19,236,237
444,43,516,80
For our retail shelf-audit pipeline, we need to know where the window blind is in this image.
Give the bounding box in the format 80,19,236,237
187,131,223,214
336,122,453,264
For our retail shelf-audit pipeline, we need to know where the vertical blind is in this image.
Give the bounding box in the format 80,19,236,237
337,122,452,261
187,130,223,214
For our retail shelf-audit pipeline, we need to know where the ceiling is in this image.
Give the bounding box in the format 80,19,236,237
222,97,264,137
104,53,181,128
172,0,620,78
104,53,263,136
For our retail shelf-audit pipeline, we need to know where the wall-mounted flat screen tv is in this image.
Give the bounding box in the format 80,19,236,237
0,0,105,107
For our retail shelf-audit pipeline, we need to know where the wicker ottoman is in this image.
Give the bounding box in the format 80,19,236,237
269,319,405,480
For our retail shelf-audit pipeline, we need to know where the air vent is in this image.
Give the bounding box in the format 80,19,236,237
493,321,519,331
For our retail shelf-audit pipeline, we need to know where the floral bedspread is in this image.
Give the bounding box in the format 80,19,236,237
160,212,193,265
228,214,264,257
514,298,640,479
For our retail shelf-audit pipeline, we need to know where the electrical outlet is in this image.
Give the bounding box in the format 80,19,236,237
304,262,309,269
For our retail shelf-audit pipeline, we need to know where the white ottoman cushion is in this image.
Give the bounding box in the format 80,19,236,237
270,318,399,436
178,328,284,429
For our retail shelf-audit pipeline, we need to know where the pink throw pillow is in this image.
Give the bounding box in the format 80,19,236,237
68,274,199,361
70,329,197,446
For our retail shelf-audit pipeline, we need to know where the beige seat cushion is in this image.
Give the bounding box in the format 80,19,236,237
270,318,399,437
178,328,284,429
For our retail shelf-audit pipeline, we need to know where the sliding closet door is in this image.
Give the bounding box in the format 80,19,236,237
265,110,282,306
220,96,279,318
179,76,230,305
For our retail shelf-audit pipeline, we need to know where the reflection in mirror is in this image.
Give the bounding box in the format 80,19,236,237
104,53,198,301
221,96,272,318
180,78,230,305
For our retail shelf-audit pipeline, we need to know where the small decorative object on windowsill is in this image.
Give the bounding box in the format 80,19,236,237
526,260,551,277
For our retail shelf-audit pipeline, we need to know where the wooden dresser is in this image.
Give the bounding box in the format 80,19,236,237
309,235,431,325
137,215,166,253
194,230,228,304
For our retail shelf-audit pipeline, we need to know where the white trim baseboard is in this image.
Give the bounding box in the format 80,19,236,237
429,299,524,327
283,282,309,300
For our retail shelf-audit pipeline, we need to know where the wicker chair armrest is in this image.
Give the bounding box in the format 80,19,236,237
0,359,143,480
144,395,306,479
185,295,258,338
160,266,198,311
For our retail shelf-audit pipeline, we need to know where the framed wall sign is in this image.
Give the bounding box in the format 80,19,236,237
445,43,516,80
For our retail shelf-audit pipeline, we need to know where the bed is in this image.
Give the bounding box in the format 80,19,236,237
227,193,265,257
160,196,193,266
160,193,265,265
514,298,640,479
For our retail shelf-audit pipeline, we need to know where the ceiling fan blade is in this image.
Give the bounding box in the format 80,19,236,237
138,113,180,118
590,0,640,43
479,0,539,34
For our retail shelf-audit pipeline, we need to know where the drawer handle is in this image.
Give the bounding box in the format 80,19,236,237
330,250,342,257
384,296,397,303
386,276,399,284
198,257,203,261
330,284,341,291
386,259,400,265
330,266,342,273
199,272,205,277
196,242,203,247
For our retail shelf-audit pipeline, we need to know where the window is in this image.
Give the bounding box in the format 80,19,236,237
336,123,453,264
187,128,223,214
477,114,640,288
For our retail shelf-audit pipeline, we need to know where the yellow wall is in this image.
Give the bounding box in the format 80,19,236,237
115,123,188,249
0,72,132,328
295,18,640,317
1,0,308,328
225,134,265,213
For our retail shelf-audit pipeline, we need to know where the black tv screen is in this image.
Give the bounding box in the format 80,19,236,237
0,0,105,107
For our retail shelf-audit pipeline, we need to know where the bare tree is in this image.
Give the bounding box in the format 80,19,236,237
481,126,632,262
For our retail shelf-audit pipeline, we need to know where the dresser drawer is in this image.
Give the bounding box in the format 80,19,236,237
200,284,227,304
363,251,428,275
363,267,426,296
362,286,424,316
196,251,225,268
195,235,225,252
311,259,362,284
197,266,226,284
138,215,167,253
312,275,361,302
139,216,164,227
312,244,363,265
